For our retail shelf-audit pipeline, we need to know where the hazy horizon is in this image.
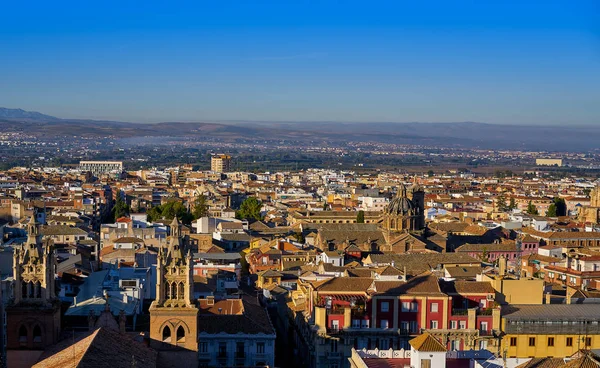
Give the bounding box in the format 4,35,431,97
1,1,599,125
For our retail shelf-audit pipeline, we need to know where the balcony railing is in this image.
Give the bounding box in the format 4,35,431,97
327,327,343,334
451,309,469,316
479,329,493,336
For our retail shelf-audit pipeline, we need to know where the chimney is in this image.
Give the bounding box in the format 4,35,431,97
499,256,507,277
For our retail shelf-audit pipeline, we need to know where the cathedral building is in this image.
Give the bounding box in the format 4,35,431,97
6,216,60,351
578,185,600,224
149,217,199,353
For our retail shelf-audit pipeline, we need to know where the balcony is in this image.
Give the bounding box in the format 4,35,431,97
477,308,494,316
479,329,494,336
327,327,343,335
451,309,469,316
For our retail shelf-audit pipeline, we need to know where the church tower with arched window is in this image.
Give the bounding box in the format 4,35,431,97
6,214,60,350
149,217,198,351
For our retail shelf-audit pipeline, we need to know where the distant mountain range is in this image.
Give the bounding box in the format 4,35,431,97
1,107,598,151
0,107,60,121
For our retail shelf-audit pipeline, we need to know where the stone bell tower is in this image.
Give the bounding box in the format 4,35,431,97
149,217,198,351
6,214,60,350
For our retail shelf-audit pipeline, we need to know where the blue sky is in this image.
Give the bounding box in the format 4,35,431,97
1,0,599,125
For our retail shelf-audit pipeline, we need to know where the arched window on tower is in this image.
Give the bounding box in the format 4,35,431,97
22,282,28,299
33,325,42,343
18,325,28,346
170,282,177,299
162,326,171,343
28,282,34,298
176,325,185,345
35,281,42,298
178,282,184,300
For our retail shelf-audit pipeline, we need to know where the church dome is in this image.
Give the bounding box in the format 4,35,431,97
385,184,415,216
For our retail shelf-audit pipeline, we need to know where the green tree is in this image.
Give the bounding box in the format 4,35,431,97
546,203,557,217
112,193,130,221
554,197,567,217
482,247,489,263
323,201,329,211
508,197,517,210
147,200,193,224
496,195,507,212
236,197,263,221
427,170,434,177
357,210,365,223
527,201,539,215
192,194,209,220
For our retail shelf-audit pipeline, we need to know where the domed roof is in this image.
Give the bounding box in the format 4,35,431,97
385,184,415,216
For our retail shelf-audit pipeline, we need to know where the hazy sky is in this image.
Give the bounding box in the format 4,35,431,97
1,0,599,125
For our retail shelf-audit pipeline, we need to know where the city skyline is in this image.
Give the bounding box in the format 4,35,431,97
1,1,599,125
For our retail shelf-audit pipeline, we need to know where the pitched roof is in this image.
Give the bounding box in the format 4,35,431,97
197,298,275,335
315,277,374,293
33,328,157,368
374,272,444,296
515,358,569,368
440,280,495,294
409,332,447,352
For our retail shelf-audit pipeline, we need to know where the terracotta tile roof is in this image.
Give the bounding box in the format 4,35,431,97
315,277,374,293
515,357,569,368
440,280,494,294
374,272,444,296
409,332,447,352
33,328,157,368
197,298,275,335
456,242,518,253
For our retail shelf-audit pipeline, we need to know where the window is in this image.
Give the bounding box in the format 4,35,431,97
459,321,466,329
257,342,265,354
528,337,536,347
510,337,517,346
410,321,418,333
547,337,554,347
479,340,488,350
380,320,389,329
430,320,438,329
401,302,411,312
162,326,171,343
411,302,418,312
451,321,457,329
199,342,208,353
236,342,245,358
400,321,409,333
380,339,389,350
19,325,27,345
450,340,459,351
585,337,591,346
176,326,185,345
566,337,573,347
431,303,438,313
381,302,390,313
480,322,488,332
218,342,227,357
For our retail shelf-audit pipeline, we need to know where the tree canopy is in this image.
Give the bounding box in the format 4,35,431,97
526,201,539,215
236,197,263,221
112,193,130,221
356,210,365,223
192,194,210,220
147,200,193,224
